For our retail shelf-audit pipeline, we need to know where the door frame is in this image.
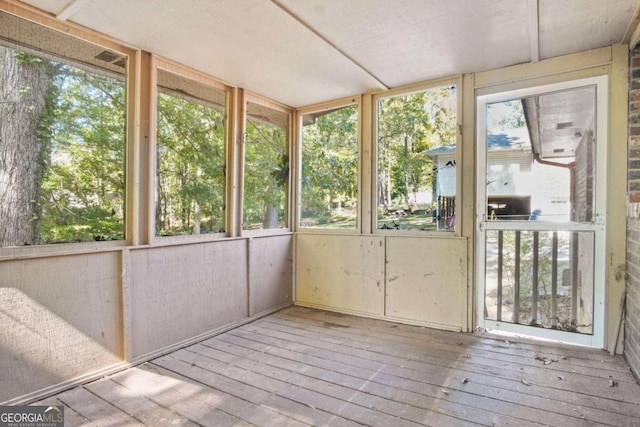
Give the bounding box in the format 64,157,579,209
475,75,608,348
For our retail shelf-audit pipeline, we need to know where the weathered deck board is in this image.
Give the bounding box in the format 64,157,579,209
204,334,539,426
111,363,298,427
31,306,640,426
266,311,640,403
279,307,631,374
222,325,630,426
85,377,200,427
186,342,486,427
55,386,146,426
260,314,640,422
273,310,636,384
165,347,423,427
153,353,357,427
232,320,638,425
32,396,90,427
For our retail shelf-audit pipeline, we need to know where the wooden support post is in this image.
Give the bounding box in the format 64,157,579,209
531,231,539,325
497,230,503,322
571,232,579,328
551,231,558,328
513,231,521,324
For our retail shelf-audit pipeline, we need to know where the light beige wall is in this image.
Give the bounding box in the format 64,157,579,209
0,252,123,403
385,236,467,331
295,234,468,330
249,235,293,316
295,234,385,316
1,234,293,404
128,240,249,359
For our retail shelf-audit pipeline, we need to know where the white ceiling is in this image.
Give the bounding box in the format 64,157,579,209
16,0,640,108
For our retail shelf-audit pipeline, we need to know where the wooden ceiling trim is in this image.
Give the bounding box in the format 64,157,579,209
0,0,136,56
528,0,540,62
56,0,91,21
622,0,640,45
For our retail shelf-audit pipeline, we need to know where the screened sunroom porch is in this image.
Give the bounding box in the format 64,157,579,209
1,1,640,425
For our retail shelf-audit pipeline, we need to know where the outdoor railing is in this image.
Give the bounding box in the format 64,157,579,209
485,229,594,334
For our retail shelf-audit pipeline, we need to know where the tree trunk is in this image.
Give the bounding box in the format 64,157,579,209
263,205,279,229
193,167,202,234
0,47,51,246
193,200,201,234
155,146,164,232
385,147,392,208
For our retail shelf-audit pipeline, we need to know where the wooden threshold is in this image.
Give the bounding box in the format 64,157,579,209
34,306,640,426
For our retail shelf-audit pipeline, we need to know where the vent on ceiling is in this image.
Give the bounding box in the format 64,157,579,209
112,57,127,68
95,50,126,68
556,121,574,130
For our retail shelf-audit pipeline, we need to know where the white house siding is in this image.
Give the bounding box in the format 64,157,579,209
436,154,456,197
435,148,570,220
531,162,571,221
486,149,532,196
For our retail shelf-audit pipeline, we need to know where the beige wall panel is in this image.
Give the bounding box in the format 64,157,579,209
0,253,122,402
474,47,611,89
607,44,629,354
295,234,385,315
129,240,248,358
385,237,467,331
250,235,293,315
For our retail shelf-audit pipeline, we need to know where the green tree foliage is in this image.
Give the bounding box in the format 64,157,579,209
40,66,126,243
377,87,457,229
487,100,525,134
0,43,126,246
243,106,288,230
156,91,226,235
300,105,358,228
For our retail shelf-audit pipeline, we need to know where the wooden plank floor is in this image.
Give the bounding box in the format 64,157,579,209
35,306,640,426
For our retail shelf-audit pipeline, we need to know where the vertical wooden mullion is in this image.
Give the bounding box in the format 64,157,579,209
360,93,372,235
125,50,140,246
497,230,503,321
551,231,558,328
531,231,539,325
144,53,157,245
571,232,579,327
461,73,473,332
287,107,294,231
227,87,244,237
513,231,521,324
292,110,301,231
236,89,246,237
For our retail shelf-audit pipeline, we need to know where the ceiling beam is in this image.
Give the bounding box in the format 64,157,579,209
271,0,389,91
622,0,640,47
528,0,539,63
56,0,91,21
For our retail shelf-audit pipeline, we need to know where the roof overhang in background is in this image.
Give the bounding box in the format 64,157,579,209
12,0,640,108
522,85,596,162
424,127,531,160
